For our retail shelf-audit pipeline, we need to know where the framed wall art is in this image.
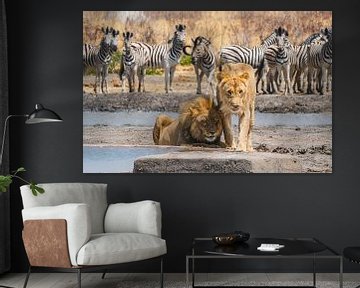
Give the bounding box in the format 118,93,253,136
83,11,332,173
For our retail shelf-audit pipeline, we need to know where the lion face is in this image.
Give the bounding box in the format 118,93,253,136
190,108,222,143
218,75,249,113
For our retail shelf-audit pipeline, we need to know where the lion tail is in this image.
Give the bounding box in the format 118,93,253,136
153,114,174,145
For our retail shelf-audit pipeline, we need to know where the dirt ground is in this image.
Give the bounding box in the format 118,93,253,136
83,125,332,173
83,68,332,114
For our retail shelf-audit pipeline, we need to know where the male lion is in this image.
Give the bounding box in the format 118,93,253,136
217,63,256,152
153,97,224,147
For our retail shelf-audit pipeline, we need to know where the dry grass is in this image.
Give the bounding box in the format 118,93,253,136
83,11,332,51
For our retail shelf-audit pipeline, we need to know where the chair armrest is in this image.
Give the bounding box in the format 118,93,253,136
22,203,91,266
104,200,162,237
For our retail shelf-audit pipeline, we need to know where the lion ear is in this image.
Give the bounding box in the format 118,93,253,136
240,72,250,81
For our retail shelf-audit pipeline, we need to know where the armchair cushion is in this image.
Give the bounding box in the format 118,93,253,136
22,203,91,266
21,183,108,234
76,233,167,266
104,201,162,237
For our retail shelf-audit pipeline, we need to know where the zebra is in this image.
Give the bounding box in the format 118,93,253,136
219,30,277,68
219,28,280,93
291,30,329,93
307,28,332,95
120,32,150,92
261,27,295,95
83,27,119,94
187,36,217,105
130,24,187,93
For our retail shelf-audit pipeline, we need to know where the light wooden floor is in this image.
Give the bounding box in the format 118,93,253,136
1,273,360,288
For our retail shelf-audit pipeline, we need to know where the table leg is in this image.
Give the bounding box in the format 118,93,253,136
186,257,189,288
313,254,316,287
192,257,195,288
339,257,343,288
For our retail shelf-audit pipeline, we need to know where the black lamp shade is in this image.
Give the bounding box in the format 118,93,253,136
25,104,63,124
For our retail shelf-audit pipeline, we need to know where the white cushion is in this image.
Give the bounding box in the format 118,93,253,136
22,204,91,266
20,183,107,234
104,201,162,237
76,233,167,266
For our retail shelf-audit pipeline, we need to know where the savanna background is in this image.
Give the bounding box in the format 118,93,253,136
83,11,332,74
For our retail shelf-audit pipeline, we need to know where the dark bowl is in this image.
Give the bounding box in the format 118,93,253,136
212,234,237,245
212,231,250,246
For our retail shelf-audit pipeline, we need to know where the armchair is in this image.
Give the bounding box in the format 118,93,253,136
20,183,166,288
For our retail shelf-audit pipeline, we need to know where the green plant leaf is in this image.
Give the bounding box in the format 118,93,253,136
30,182,44,196
0,175,13,192
15,167,26,173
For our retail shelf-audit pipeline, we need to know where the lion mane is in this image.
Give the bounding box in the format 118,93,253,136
217,63,256,152
153,96,223,147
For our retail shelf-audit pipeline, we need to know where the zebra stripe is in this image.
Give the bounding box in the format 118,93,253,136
190,36,217,104
83,27,119,94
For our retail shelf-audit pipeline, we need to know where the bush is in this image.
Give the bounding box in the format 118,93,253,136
146,68,163,75
108,51,122,74
180,55,192,66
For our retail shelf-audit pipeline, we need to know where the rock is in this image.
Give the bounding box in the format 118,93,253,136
133,151,302,173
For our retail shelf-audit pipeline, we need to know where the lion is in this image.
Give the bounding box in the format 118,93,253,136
153,96,224,147
216,63,256,152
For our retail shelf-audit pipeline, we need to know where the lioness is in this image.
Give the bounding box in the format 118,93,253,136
217,63,256,152
153,96,224,147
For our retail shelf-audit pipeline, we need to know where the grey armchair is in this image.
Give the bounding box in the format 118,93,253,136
20,183,166,288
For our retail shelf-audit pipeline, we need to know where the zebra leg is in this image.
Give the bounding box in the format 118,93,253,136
285,65,293,96
120,71,126,93
320,66,328,95
194,66,201,94
94,66,101,94
164,64,170,94
327,66,332,93
259,64,269,94
307,66,314,94
208,71,218,106
169,65,176,92
101,66,109,94
271,69,279,94
137,68,143,92
127,69,133,93
131,70,136,93
142,68,147,92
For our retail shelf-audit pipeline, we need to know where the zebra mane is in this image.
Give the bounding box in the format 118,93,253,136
275,26,289,37
123,31,134,40
175,24,186,32
193,36,211,46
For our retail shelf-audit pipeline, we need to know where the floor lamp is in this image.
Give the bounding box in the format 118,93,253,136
0,104,62,288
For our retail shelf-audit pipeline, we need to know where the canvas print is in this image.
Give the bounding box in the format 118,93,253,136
83,11,332,173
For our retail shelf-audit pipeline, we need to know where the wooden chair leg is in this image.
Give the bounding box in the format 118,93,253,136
77,268,81,288
22,266,31,288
